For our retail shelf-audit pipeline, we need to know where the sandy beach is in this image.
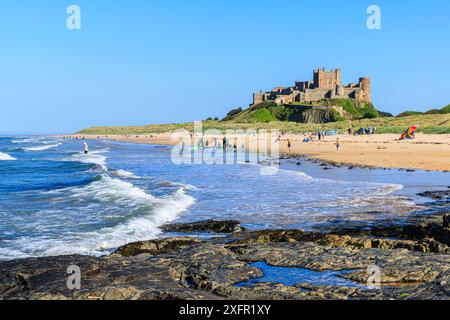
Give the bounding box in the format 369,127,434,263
70,133,450,172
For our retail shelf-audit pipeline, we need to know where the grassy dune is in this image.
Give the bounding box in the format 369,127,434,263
78,113,450,135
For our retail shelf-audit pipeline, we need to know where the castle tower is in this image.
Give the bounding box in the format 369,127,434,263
253,92,265,105
359,77,371,102
336,84,345,96
313,68,341,90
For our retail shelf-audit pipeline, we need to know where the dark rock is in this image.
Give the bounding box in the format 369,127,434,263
444,214,450,229
114,237,203,257
2,218,450,300
162,220,245,234
418,190,450,200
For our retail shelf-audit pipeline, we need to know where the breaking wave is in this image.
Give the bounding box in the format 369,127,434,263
0,152,16,161
0,146,196,259
1,175,196,259
23,143,62,152
66,148,109,170
110,169,141,179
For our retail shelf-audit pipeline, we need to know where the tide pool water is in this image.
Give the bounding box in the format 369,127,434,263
0,136,447,260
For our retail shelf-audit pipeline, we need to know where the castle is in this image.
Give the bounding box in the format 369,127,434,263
252,68,372,106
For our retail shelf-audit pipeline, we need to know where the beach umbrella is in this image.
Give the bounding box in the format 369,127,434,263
400,126,418,140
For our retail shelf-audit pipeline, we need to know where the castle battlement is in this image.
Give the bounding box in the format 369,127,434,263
253,68,372,106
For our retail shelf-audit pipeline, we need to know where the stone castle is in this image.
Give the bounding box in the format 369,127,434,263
252,68,371,106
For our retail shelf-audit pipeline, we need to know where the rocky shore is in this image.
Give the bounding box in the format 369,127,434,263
1,191,449,301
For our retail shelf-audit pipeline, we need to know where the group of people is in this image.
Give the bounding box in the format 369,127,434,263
353,127,377,135
187,133,242,153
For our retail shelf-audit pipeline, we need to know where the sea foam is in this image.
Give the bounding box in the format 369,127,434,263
23,143,62,152
0,152,16,161
4,175,196,259
68,148,109,170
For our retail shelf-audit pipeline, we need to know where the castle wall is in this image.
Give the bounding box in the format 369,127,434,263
252,69,371,106
275,93,295,105
299,88,332,103
253,93,265,105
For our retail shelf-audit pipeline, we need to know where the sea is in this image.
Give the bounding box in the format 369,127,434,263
0,135,448,261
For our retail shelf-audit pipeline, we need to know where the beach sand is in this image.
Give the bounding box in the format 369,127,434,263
70,133,450,172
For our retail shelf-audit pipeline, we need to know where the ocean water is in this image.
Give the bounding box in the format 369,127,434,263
0,136,448,261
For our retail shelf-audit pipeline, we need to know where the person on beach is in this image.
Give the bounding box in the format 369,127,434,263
223,137,227,150
287,139,292,152
335,138,340,151
198,137,203,149
83,142,89,154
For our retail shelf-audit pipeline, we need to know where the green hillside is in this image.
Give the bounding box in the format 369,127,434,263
78,113,450,135
398,105,450,117
441,105,450,113
77,101,450,135
225,99,379,124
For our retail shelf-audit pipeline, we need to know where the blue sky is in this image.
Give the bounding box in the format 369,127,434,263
0,0,449,134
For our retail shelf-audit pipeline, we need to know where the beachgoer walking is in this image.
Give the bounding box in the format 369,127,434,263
83,142,89,154
287,139,292,152
335,138,340,151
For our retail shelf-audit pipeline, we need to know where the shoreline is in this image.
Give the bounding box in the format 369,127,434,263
1,190,449,300
67,133,450,172
2,135,449,300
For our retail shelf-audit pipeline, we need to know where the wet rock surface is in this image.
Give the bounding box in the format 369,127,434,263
1,200,450,300
2,153,449,302
418,190,450,200
114,237,204,257
162,220,245,234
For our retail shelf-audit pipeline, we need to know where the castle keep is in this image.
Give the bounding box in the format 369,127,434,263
252,68,371,106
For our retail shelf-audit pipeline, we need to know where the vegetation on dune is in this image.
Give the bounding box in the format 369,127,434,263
78,113,450,135
77,99,450,136
221,107,243,121
441,105,450,114
378,111,394,118
398,104,450,117
398,111,424,117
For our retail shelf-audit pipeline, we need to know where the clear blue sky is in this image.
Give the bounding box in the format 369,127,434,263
1,0,449,134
